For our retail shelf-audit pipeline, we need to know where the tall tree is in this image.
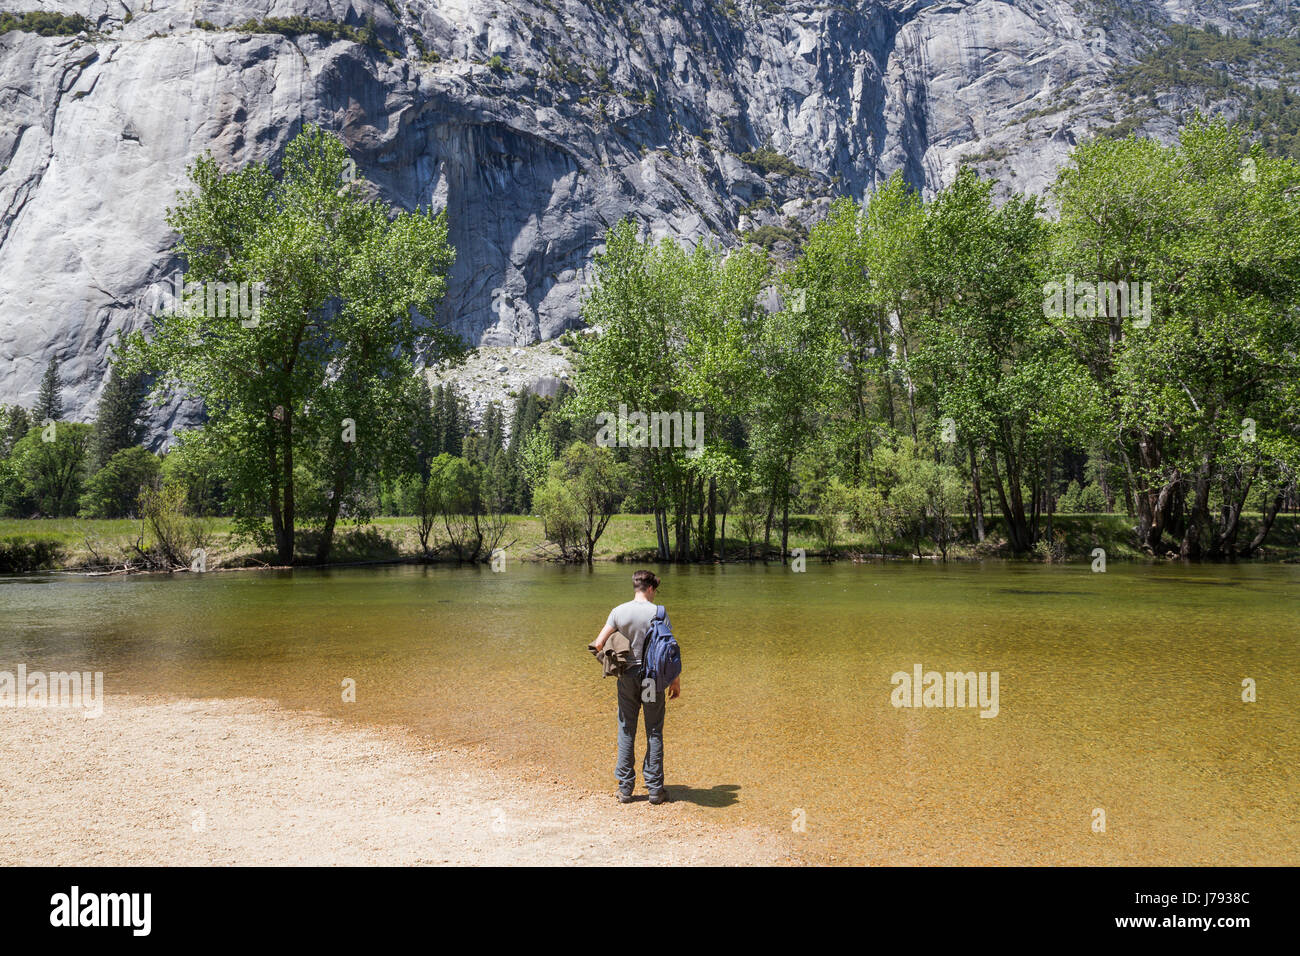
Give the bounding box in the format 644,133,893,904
549,441,629,566
34,358,63,422
2,405,30,456
123,124,458,564
5,423,93,516
90,366,147,471
1051,120,1300,556
909,169,1102,553
572,221,767,561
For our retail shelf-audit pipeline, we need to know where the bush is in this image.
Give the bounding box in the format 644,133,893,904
138,483,210,569
731,488,765,559
814,478,847,557
1057,480,1083,513
850,483,897,556
397,473,438,556
226,15,386,52
1079,483,1109,513
534,475,584,561
1058,480,1109,513
160,433,226,516
739,147,812,178
426,454,510,562
0,12,92,37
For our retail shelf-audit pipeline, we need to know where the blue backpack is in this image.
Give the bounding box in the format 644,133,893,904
642,605,682,696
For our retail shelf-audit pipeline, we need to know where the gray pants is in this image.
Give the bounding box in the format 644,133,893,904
616,667,665,794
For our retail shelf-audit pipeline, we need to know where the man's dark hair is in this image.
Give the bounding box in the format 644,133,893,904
632,570,660,592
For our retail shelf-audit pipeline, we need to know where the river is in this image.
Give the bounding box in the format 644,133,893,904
2,559,1296,864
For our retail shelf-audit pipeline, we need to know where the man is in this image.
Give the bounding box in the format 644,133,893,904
591,569,681,804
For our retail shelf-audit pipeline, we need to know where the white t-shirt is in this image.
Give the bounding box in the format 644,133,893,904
605,600,668,664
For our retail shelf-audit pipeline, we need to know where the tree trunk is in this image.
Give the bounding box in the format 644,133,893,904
986,448,1031,553
280,410,296,564
706,476,717,559
719,504,728,563
315,448,354,564
780,483,791,565
1180,454,1213,559
763,488,775,562
968,443,985,543
1241,485,1286,557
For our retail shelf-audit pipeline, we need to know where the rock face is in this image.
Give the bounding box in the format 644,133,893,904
0,0,1287,433
426,341,575,422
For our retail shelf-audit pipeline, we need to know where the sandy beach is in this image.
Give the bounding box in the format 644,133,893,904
0,695,790,866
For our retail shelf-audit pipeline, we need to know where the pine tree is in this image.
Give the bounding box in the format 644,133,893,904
2,405,29,456
34,358,63,422
407,375,437,478
439,385,463,457
1,405,29,457
479,402,504,463
508,392,541,454
90,367,147,471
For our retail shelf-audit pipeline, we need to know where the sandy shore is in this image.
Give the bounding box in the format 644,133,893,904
0,695,789,866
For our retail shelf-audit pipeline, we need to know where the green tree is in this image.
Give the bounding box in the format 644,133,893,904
1,405,29,456
572,220,767,561
426,453,509,561
160,431,227,516
749,274,840,561
534,474,584,560
79,445,161,518
122,124,458,564
548,442,629,566
6,422,92,516
910,169,1101,553
34,358,63,423
1051,119,1300,556
90,366,147,471
516,425,555,511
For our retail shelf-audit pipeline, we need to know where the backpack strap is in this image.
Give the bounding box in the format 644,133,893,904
655,605,665,622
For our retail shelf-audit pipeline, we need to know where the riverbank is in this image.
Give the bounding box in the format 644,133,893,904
0,694,791,866
4,512,1298,574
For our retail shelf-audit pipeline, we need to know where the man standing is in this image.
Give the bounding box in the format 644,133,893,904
591,569,681,804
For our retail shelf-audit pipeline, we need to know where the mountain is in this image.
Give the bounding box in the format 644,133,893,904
1,0,1297,435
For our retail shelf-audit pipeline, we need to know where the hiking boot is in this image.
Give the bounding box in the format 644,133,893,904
617,789,634,804
648,790,669,805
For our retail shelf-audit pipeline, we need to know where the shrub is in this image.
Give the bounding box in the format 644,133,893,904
0,12,92,36
534,475,584,561
138,483,210,569
814,478,848,557
1057,480,1083,513
3,423,93,517
739,147,812,178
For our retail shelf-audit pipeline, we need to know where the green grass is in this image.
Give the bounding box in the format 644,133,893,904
2,512,1295,573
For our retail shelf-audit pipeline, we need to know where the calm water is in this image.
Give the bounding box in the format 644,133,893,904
2,560,1297,865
